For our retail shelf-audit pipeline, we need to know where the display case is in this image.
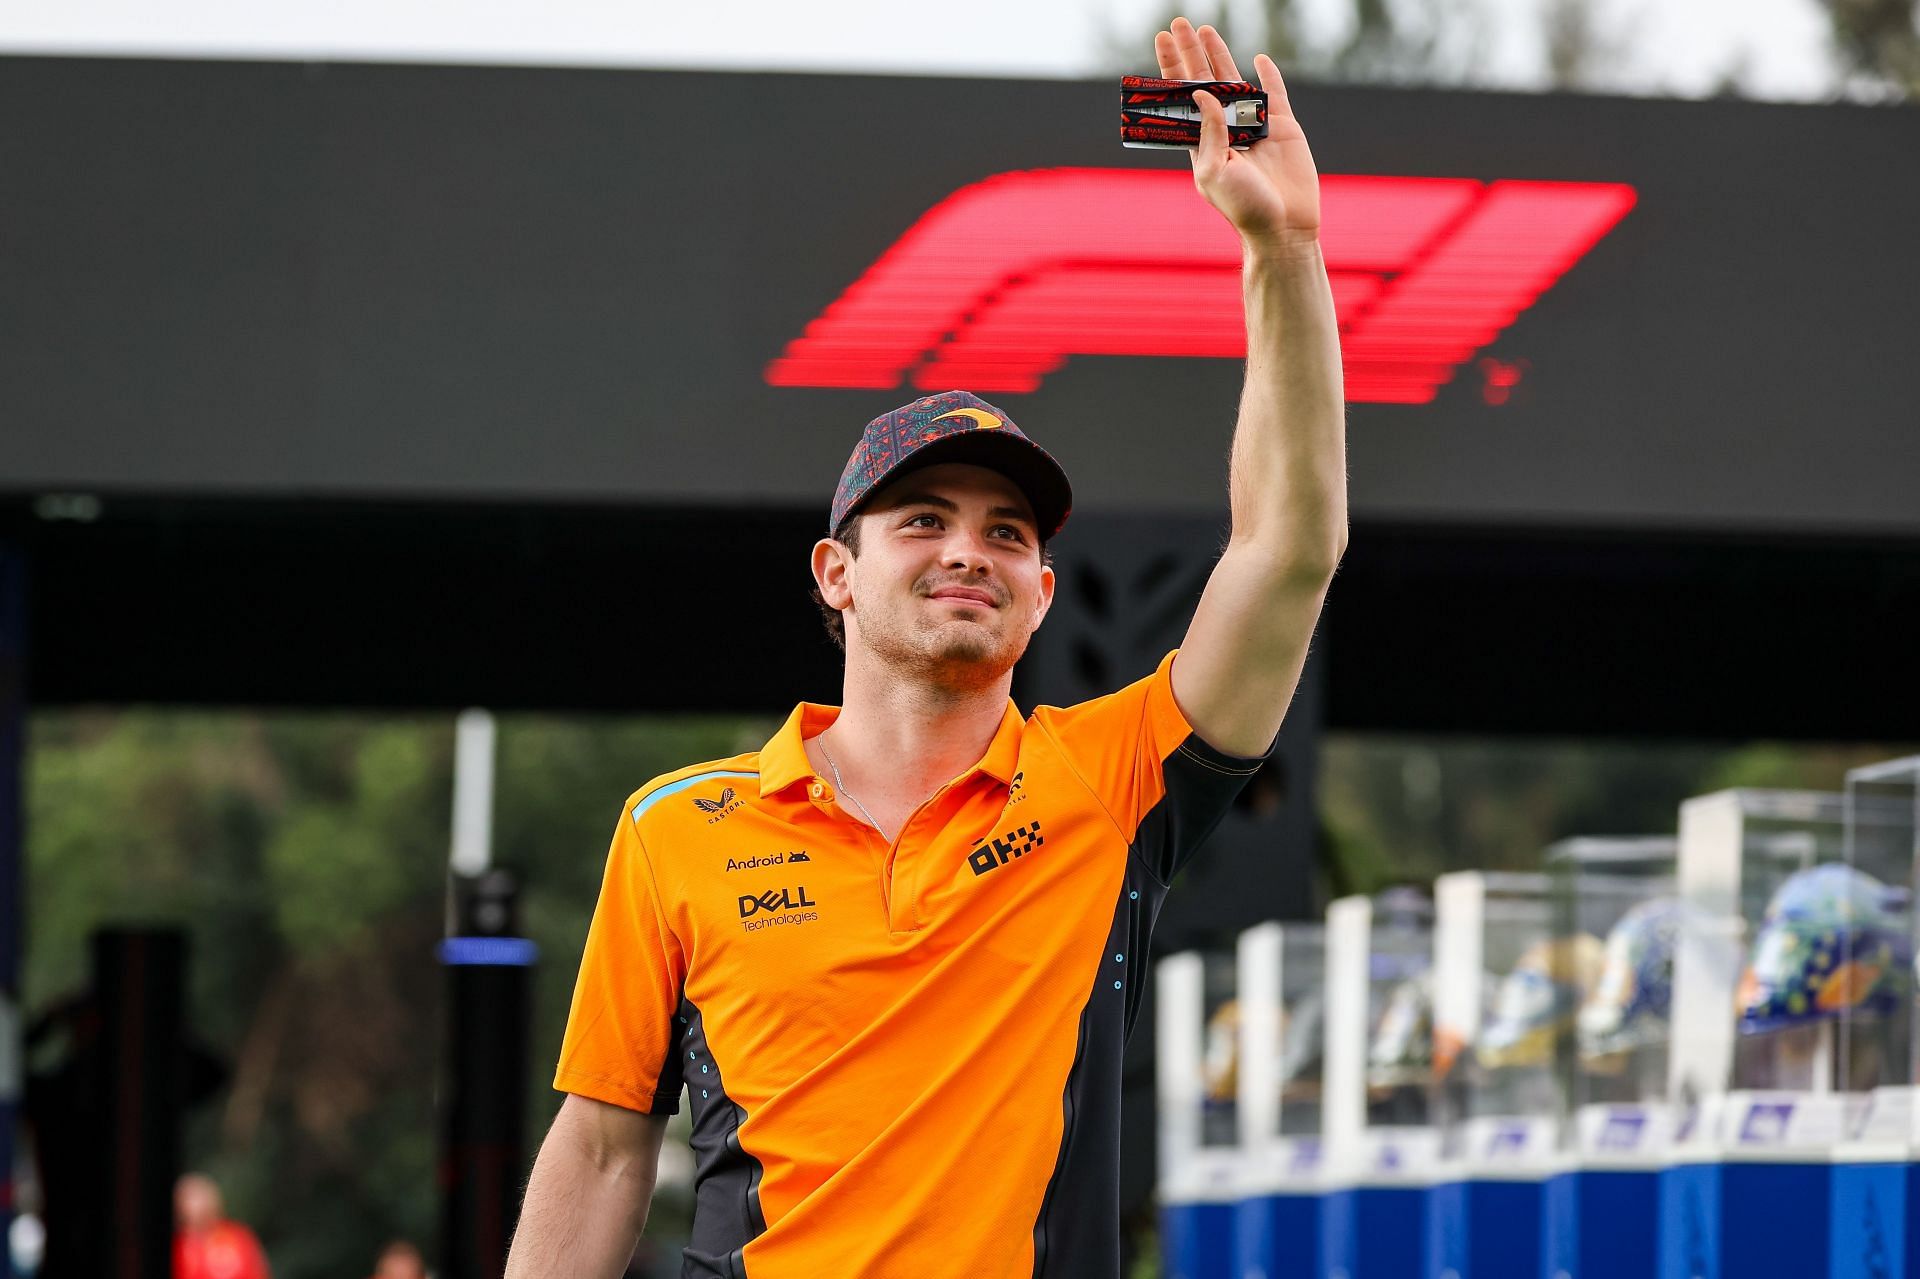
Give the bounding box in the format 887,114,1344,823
1831,757,1920,1279
1156,948,1242,1279
1429,870,1605,1278
1232,921,1326,1279
1658,789,1901,1279
1320,888,1436,1279
1541,836,1679,1279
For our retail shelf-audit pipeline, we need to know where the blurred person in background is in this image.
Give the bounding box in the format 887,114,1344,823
23,994,106,1278
173,1173,270,1279
368,1240,428,1279
506,15,1344,1278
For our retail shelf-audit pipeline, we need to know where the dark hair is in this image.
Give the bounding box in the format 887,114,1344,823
810,513,1051,653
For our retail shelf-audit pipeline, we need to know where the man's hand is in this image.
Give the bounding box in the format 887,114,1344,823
1154,18,1320,255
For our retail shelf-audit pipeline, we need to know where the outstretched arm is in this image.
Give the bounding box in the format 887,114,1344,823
1158,17,1348,758
505,1094,669,1279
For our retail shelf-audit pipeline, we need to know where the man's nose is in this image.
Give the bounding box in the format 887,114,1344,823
942,529,996,572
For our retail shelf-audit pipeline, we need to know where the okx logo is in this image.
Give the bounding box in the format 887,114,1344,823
738,885,820,933
969,820,1044,877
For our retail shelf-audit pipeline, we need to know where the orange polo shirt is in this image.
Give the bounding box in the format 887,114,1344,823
556,651,1263,1278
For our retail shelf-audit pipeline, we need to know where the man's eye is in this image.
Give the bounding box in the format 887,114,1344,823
907,514,939,528
993,526,1027,542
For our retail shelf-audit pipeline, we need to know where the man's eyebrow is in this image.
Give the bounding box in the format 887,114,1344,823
889,492,959,513
889,492,1035,526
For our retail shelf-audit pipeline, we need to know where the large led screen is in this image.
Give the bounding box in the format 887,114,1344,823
4,59,1916,534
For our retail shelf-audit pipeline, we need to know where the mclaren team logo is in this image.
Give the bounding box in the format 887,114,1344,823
931,406,1003,430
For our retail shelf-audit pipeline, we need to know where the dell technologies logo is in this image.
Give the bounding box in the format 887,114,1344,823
738,886,820,933
739,887,816,917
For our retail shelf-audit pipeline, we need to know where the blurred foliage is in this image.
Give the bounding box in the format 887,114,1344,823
1108,0,1917,100
1102,0,1608,91
1316,735,1920,900
1821,0,1920,96
25,708,773,1279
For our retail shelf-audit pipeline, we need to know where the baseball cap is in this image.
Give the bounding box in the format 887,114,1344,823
828,391,1073,540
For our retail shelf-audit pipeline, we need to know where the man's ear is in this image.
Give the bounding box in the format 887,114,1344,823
812,537,855,611
1028,562,1057,634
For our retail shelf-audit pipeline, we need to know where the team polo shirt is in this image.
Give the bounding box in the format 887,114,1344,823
556,650,1264,1278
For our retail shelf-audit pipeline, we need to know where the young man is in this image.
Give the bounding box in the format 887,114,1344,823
505,18,1344,1278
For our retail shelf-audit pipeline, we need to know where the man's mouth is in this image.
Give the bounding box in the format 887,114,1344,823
928,586,998,608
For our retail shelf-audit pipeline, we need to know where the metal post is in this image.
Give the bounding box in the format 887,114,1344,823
95,928,187,1279
439,874,535,1279
450,709,497,879
439,712,535,1278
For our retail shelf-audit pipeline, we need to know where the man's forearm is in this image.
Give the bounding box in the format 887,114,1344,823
1227,241,1347,568
505,1098,664,1279
1153,25,1345,754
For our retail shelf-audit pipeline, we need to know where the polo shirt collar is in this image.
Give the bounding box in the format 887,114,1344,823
974,700,1025,785
757,702,839,798
757,698,1026,798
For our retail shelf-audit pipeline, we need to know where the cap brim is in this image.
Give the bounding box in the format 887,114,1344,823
842,429,1072,540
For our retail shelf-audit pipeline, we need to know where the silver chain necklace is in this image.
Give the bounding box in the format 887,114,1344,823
818,733,890,841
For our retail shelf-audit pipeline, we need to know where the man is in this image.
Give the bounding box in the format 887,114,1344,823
505,17,1343,1278
173,1173,271,1279
368,1240,429,1279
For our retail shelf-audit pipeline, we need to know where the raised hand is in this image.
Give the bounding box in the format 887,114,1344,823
1153,17,1321,254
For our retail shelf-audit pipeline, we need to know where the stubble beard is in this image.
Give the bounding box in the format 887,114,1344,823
856,594,1030,695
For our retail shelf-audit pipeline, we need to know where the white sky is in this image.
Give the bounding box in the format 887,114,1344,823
0,0,1841,101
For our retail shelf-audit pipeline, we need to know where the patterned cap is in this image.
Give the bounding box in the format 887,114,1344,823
829,391,1073,539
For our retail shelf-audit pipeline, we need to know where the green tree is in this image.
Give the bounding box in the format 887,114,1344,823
25,707,772,1279
1821,0,1920,96
1101,0,1624,90
1316,734,1918,901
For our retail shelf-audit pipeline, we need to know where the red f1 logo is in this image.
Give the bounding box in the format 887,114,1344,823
765,169,1635,404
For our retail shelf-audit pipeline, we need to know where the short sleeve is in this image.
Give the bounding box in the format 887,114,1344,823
553,802,688,1114
1034,649,1268,882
